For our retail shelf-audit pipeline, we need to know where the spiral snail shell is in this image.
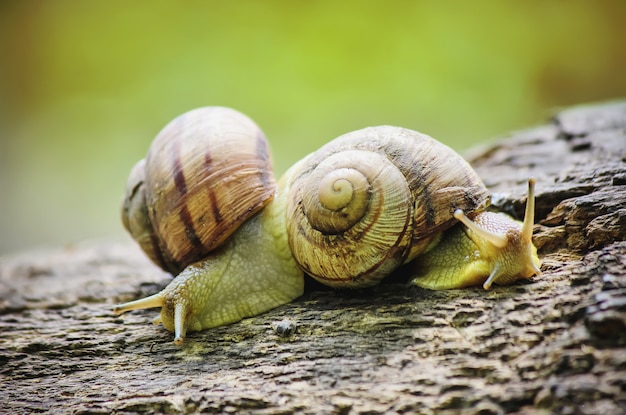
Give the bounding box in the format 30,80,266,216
121,107,276,274
114,107,541,344
285,126,490,288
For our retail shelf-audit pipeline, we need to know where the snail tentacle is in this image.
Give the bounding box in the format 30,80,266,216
453,209,507,248
173,302,187,345
113,292,165,315
522,177,537,241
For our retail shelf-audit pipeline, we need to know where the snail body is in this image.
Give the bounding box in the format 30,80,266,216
116,173,304,344
114,107,541,344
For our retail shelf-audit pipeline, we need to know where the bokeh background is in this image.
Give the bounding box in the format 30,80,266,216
1,1,625,254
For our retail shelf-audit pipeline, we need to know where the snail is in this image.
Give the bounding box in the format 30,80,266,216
114,106,542,345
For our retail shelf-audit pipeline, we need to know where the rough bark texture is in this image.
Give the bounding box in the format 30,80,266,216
1,101,626,415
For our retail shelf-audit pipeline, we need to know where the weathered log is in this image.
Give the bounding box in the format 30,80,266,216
1,101,625,414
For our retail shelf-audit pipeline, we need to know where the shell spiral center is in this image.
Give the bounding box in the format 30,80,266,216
306,164,371,234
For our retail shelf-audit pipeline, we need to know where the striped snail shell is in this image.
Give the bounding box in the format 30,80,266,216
121,106,276,274
285,126,491,288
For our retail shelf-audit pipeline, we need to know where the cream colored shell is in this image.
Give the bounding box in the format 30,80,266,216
285,126,490,288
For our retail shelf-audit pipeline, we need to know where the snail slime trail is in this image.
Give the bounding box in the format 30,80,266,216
114,106,542,344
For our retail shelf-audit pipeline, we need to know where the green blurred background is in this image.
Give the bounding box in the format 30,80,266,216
1,1,625,255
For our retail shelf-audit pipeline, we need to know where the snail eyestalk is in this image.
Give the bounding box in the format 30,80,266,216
453,209,507,249
523,177,542,280
113,292,165,315
522,177,537,242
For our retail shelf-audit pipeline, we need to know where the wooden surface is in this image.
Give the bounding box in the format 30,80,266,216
1,101,626,414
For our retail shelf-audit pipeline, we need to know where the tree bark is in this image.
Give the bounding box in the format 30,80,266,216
1,101,626,415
